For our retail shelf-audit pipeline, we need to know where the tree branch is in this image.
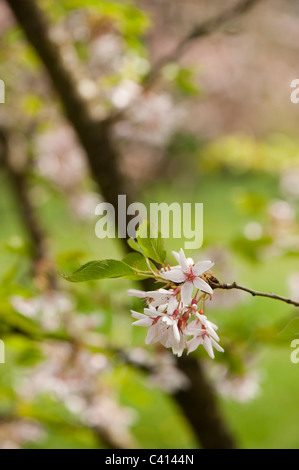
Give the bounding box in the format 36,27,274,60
143,0,263,90
174,355,236,449
210,280,299,308
5,0,133,226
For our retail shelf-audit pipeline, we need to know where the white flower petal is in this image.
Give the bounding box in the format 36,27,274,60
206,325,220,342
131,310,147,320
157,288,172,295
203,336,215,359
210,337,224,353
132,318,153,327
148,290,168,299
172,321,181,343
181,281,194,306
150,289,172,307
185,327,205,336
150,299,163,308
192,260,214,276
160,269,186,283
187,336,202,354
158,330,170,347
193,277,213,295
127,289,146,298
143,306,160,317
161,315,173,326
179,248,190,272
195,312,208,323
172,251,181,264
172,339,185,357
208,320,218,331
145,323,159,344
167,296,178,315
157,303,169,313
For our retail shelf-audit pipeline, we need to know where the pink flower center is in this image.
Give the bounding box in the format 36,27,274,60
185,268,195,282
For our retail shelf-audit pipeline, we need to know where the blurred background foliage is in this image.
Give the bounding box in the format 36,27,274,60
0,0,299,449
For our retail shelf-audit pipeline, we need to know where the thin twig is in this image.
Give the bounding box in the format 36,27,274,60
143,0,262,90
210,280,299,308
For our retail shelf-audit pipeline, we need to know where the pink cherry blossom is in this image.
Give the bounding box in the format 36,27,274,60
128,248,223,359
127,288,178,309
160,248,214,305
186,313,224,358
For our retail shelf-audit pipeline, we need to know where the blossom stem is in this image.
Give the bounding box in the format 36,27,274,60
210,280,299,308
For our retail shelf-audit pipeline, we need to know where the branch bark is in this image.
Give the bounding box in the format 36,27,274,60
210,280,299,307
174,356,236,449
5,0,132,222
143,0,262,90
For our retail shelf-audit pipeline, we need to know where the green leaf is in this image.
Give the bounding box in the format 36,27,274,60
127,238,145,256
277,318,299,343
136,220,166,266
63,259,134,282
122,252,146,268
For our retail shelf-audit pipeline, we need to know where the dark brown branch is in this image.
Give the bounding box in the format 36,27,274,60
210,280,299,308
143,0,262,90
5,0,132,226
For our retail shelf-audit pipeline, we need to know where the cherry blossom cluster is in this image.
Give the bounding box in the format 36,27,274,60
127,249,224,359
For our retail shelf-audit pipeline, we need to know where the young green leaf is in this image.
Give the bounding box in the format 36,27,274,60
127,237,145,256
63,259,134,282
136,220,166,266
